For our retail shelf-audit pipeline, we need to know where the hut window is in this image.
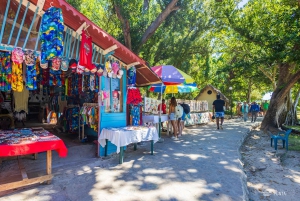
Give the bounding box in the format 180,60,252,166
207,90,212,95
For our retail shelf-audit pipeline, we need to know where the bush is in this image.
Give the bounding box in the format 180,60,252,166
224,110,233,115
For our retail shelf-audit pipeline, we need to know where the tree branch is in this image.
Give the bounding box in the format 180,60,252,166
278,69,300,100
257,66,273,82
137,0,180,51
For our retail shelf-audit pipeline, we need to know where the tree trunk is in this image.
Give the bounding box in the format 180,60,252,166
261,63,300,130
286,87,300,125
293,87,300,122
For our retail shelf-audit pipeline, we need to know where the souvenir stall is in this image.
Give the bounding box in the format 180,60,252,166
98,65,162,164
0,0,162,174
177,99,210,126
142,96,169,133
0,0,75,191
148,65,196,137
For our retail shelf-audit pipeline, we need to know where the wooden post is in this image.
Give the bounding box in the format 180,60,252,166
119,146,124,164
17,157,28,180
105,139,108,156
46,150,52,184
151,140,154,155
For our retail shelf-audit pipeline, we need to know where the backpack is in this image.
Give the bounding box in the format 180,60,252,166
181,103,190,114
175,104,183,118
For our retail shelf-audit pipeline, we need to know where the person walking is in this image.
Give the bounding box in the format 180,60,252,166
236,102,242,118
241,101,249,122
177,102,190,136
169,97,178,140
250,101,259,122
212,94,225,130
263,100,269,116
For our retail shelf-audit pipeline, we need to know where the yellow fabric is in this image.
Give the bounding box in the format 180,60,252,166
165,85,179,94
13,89,29,113
11,63,23,92
65,78,68,95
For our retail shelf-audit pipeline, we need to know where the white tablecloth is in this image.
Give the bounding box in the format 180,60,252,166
98,126,159,153
142,115,169,124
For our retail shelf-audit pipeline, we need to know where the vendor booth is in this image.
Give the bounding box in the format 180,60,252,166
177,99,210,126
0,0,162,191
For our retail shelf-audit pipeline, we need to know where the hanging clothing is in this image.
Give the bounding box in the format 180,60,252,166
127,66,136,85
40,7,64,64
78,30,93,71
127,88,142,105
13,89,29,113
11,63,23,92
0,52,12,92
26,64,38,90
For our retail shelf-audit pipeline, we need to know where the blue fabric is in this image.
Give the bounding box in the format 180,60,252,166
127,67,136,85
169,113,176,120
181,112,187,121
40,7,64,64
250,104,260,112
215,112,224,118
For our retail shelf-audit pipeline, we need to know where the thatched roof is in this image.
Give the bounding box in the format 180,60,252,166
195,84,229,102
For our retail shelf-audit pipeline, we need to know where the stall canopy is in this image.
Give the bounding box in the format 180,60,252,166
0,0,161,86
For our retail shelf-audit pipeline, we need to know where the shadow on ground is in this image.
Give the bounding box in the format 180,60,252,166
0,119,256,201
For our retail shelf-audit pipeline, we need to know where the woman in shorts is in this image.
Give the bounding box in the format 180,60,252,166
169,97,178,140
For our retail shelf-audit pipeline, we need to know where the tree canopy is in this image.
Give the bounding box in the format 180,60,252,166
67,0,300,128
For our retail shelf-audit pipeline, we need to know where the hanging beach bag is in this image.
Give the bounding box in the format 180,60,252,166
175,104,183,119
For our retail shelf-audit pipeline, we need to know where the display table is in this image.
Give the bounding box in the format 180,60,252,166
142,114,169,124
98,126,158,164
142,114,169,133
0,128,68,192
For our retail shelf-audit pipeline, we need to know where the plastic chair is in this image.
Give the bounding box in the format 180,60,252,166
270,129,292,151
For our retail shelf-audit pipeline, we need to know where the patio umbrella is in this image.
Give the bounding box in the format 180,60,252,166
151,65,194,85
151,65,194,141
149,83,199,94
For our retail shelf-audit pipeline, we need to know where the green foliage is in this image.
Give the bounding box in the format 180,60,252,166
288,134,300,151
66,0,300,104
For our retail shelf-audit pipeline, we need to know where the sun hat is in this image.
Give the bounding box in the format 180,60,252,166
52,57,61,71
61,57,69,71
96,64,104,76
12,48,24,64
24,50,35,66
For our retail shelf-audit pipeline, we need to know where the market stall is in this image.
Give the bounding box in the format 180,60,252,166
142,97,169,132
0,128,67,191
1,0,162,160
177,99,210,126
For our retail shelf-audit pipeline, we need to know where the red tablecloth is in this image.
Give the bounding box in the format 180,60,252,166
0,129,68,157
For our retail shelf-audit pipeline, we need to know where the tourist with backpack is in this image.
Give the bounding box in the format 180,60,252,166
169,97,179,140
178,102,190,136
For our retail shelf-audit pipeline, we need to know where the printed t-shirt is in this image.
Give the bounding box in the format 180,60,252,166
213,99,225,112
